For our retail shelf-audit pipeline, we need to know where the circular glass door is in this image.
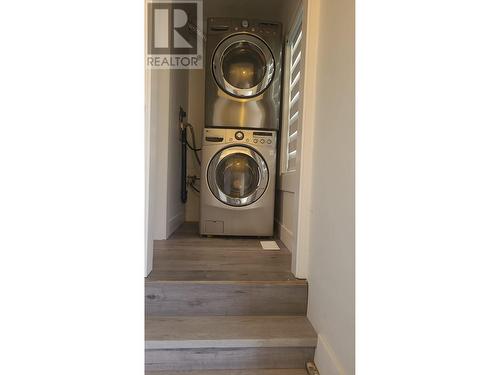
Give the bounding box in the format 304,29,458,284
208,146,269,206
213,34,275,98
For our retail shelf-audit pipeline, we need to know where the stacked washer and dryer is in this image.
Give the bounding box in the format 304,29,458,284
200,18,283,236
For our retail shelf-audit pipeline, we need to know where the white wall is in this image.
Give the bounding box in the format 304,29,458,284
149,69,170,239
149,68,189,240
145,68,160,275
305,0,355,373
166,70,189,235
185,69,205,222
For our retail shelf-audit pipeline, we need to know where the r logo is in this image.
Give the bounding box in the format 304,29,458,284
147,1,198,55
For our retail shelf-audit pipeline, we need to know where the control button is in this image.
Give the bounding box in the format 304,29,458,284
260,139,265,144
267,139,272,144
246,138,250,142
253,139,258,143
229,138,233,141
234,131,244,140
242,20,249,28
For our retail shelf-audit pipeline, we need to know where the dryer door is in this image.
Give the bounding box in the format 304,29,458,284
208,146,269,207
212,34,275,98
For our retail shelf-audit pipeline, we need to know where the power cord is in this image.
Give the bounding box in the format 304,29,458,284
187,175,200,193
184,123,201,165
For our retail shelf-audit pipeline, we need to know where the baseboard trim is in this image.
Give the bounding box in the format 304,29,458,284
275,219,294,251
166,211,185,238
315,334,348,375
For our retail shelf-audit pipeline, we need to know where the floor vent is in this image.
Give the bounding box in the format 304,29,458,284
306,361,320,375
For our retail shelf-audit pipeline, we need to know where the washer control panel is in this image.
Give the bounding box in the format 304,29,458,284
204,128,276,146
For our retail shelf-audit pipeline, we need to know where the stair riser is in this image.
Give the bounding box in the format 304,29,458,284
145,283,308,316
145,371,308,375
145,347,315,371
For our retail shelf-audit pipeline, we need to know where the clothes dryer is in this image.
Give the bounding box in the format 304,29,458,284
205,18,282,130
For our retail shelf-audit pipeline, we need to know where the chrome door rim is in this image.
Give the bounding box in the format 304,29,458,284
207,146,269,207
212,34,275,98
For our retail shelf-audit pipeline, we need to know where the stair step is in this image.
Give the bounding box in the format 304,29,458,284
145,347,315,371
145,316,317,371
153,248,291,272
145,280,308,316
146,316,317,349
145,369,308,375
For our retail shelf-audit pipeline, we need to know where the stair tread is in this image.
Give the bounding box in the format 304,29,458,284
146,370,308,375
151,223,291,275
145,316,317,349
152,249,290,273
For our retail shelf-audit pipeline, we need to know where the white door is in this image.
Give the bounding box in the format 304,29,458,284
276,0,320,278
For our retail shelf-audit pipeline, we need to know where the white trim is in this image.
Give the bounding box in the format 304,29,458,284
144,5,153,278
279,171,298,193
145,86,153,276
275,220,294,251
166,210,185,238
315,334,347,375
292,0,321,278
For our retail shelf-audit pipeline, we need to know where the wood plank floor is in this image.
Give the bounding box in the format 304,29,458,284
145,222,316,371
145,316,317,349
147,223,298,282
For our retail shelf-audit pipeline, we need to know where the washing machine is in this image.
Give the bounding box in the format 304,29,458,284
205,18,282,130
200,127,277,236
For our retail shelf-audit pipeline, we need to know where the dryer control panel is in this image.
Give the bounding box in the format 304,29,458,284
204,128,277,147
207,18,280,36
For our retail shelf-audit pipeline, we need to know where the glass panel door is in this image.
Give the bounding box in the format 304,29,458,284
207,145,269,207
221,42,267,89
213,35,275,97
215,153,260,198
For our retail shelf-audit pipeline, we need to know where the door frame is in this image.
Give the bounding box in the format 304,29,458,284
144,0,321,278
144,5,153,277
145,74,154,277
284,0,320,278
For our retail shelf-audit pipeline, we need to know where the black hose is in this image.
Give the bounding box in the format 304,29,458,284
179,120,200,203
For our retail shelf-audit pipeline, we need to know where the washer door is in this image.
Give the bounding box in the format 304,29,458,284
208,146,269,207
212,34,275,98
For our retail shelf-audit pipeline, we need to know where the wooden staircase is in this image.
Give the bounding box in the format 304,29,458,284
145,223,317,373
